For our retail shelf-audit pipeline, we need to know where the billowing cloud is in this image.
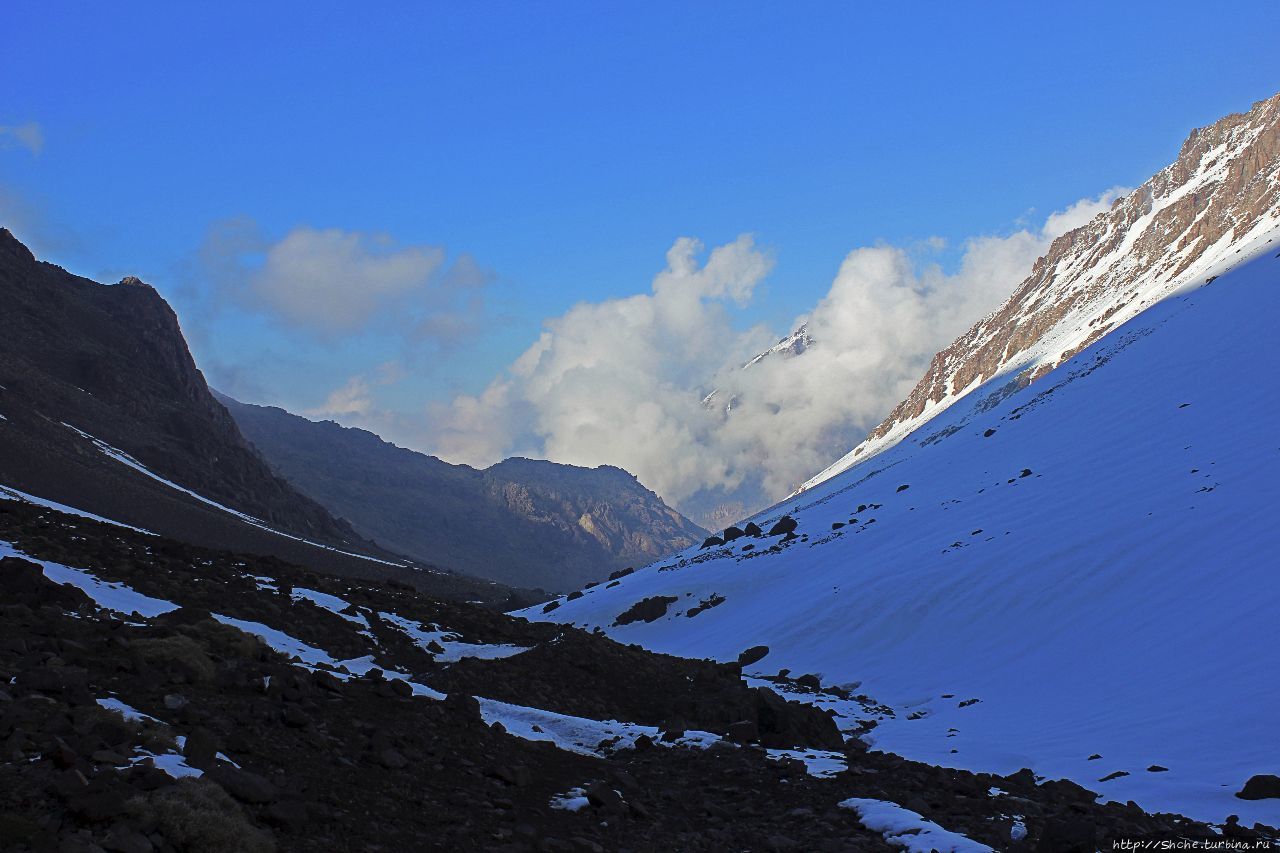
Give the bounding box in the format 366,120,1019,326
253,228,444,333
0,122,43,155
305,361,408,421
426,189,1125,524
199,220,488,342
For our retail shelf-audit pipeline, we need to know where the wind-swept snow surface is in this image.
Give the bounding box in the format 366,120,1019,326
522,248,1280,825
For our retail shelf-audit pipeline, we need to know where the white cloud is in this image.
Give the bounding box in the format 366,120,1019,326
252,227,445,333
423,188,1128,524
306,361,405,419
198,221,488,342
0,122,43,155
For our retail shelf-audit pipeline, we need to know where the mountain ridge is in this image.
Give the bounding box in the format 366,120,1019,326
219,394,707,591
802,91,1280,492
0,228,532,604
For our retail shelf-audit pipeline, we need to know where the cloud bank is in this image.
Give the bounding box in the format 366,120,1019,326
426,189,1126,525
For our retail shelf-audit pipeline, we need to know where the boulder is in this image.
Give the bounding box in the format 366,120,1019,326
737,645,770,667
206,766,278,804
767,516,798,536
1236,774,1280,800
612,595,678,626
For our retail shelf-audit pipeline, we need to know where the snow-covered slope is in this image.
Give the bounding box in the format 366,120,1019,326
519,243,1280,825
804,92,1280,492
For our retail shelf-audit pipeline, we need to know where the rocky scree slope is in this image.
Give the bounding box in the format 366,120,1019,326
805,91,1280,491
220,394,705,592
0,497,1248,852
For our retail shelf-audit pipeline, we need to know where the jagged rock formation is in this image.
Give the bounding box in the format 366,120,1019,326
219,397,707,591
804,92,1280,491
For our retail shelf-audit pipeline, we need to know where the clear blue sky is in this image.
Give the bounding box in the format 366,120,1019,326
4,1,1279,416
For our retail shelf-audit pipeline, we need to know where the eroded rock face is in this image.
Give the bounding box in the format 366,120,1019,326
806,92,1280,490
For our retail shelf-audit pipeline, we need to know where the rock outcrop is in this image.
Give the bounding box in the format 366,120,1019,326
804,92,1280,491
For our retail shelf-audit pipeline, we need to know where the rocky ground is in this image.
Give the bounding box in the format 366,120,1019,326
2,500,1275,852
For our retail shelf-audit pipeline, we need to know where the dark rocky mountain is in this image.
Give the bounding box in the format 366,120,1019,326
219,395,707,591
0,228,519,604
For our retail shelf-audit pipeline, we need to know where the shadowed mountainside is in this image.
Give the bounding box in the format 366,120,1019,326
219,395,707,591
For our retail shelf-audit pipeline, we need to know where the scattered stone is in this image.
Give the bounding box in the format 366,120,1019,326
584,781,623,814
379,748,408,770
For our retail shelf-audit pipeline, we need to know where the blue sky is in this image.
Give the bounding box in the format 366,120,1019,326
3,1,1278,468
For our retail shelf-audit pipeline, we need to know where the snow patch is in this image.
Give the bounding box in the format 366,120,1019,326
840,798,993,852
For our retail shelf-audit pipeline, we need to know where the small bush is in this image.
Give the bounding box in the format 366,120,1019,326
132,779,275,853
132,635,216,683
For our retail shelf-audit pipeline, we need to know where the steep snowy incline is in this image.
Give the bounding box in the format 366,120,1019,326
803,92,1280,492
519,246,1280,825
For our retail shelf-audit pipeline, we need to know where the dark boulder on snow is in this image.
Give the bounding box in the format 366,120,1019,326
722,526,745,542
613,595,679,626
1236,774,1280,799
767,516,798,536
753,686,843,750
743,522,763,537
701,535,725,549
443,691,483,723
737,646,770,667
794,674,821,690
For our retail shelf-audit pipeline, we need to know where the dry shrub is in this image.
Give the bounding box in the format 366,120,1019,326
132,635,216,683
132,779,275,853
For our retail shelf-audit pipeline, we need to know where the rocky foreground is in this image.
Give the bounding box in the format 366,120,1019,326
1,499,1274,852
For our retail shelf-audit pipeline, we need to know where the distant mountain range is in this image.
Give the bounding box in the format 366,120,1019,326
219,395,707,591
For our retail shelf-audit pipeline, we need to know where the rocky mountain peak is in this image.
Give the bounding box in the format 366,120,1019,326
801,91,1280,492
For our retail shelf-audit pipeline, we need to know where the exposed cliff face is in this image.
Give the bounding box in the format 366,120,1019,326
803,92,1280,492
0,229,462,590
219,397,707,591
